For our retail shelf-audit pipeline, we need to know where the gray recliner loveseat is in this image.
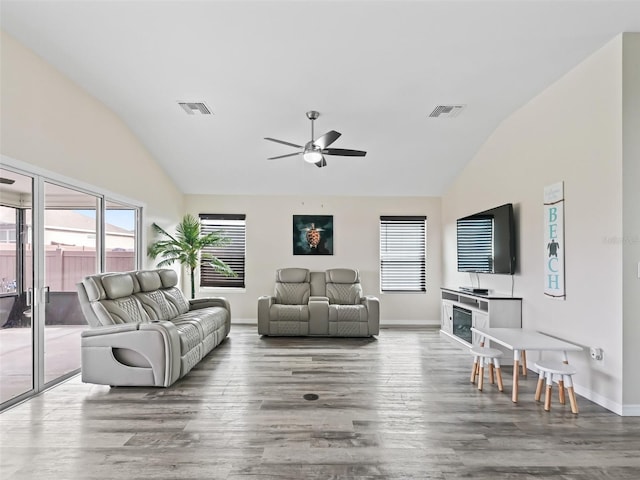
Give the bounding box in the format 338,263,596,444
258,267,379,337
77,268,230,387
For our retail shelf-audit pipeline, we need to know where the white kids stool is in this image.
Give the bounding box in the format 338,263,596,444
534,360,579,414
469,346,504,392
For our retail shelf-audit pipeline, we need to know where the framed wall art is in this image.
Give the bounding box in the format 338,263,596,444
293,215,333,255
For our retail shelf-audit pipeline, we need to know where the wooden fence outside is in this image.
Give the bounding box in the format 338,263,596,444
0,247,135,293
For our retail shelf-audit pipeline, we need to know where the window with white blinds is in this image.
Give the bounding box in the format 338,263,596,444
456,216,493,272
199,214,246,288
379,216,426,293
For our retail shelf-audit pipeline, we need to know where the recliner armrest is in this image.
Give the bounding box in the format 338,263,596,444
81,321,182,386
309,296,329,303
81,323,139,337
361,296,380,335
189,297,230,313
257,296,275,334
308,296,329,335
258,295,276,305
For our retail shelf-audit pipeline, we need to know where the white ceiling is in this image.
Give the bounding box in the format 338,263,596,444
2,0,640,197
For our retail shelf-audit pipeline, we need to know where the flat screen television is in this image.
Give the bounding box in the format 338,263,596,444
456,203,516,274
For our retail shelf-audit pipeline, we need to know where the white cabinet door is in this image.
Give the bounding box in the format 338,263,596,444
441,301,453,334
472,311,489,345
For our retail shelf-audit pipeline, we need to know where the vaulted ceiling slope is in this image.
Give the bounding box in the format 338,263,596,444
2,1,640,196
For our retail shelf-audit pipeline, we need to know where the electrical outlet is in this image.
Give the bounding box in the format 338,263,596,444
590,347,603,361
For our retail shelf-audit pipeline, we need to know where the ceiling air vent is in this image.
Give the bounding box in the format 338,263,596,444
178,102,212,115
428,105,465,118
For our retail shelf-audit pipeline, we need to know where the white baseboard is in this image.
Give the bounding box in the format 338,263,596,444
522,367,638,416
381,319,440,328
232,318,257,325
621,404,640,416
572,388,640,416
571,384,624,415
231,318,440,327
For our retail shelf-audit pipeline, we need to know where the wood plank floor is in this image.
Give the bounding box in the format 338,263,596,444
1,325,639,479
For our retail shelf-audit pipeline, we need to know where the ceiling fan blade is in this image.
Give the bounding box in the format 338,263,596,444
264,137,303,149
268,152,302,160
322,148,367,157
314,156,327,168
313,130,341,149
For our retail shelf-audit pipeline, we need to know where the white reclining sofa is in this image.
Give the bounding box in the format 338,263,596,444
258,267,379,337
77,268,230,387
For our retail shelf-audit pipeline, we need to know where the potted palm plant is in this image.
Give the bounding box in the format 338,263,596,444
148,214,236,299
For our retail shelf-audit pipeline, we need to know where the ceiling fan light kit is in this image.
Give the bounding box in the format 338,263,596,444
265,111,366,168
303,148,323,164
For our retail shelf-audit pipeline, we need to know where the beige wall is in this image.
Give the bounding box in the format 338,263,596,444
443,34,640,414
0,30,184,249
185,194,442,325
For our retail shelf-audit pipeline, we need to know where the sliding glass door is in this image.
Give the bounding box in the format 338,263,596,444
105,200,138,272
0,163,142,410
0,169,34,405
43,182,98,385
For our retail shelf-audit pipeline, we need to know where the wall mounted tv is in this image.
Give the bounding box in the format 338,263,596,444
456,203,516,274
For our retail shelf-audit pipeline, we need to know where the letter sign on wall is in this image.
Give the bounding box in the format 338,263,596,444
544,181,565,299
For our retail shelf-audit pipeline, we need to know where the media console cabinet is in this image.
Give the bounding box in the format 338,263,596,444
440,287,522,348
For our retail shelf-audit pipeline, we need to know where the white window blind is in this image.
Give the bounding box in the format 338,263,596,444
457,216,493,272
199,214,246,288
379,216,426,293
